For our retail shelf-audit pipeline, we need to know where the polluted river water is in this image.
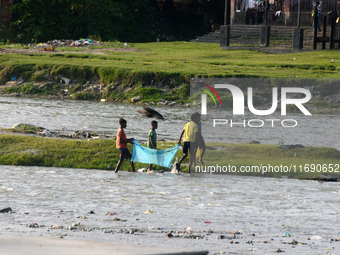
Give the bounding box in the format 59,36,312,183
0,96,340,254
0,96,340,149
1,165,340,254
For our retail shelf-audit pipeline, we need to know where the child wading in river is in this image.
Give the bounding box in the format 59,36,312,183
114,118,135,173
147,120,158,173
176,112,200,173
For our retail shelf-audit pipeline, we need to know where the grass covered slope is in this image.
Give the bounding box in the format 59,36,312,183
1,42,339,105
0,42,339,85
1,134,339,179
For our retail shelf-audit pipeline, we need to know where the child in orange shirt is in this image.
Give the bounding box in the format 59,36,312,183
114,118,135,173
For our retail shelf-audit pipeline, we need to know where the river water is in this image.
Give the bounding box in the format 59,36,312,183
1,165,340,254
0,96,189,142
0,96,340,254
0,96,340,150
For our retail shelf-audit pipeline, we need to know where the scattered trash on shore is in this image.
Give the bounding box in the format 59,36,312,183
144,210,154,214
284,232,291,237
105,212,117,216
27,222,44,228
34,39,101,48
48,225,64,230
1,205,335,255
7,122,112,140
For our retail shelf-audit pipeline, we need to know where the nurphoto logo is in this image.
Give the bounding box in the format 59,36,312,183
201,83,312,116
192,78,315,129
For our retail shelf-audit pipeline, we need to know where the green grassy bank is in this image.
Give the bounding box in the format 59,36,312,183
203,143,340,179
1,42,339,80
0,42,340,104
1,134,339,179
0,134,179,171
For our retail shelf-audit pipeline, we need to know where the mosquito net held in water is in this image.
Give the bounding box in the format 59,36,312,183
131,140,179,168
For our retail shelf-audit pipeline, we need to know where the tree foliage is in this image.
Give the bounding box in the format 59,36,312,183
11,0,157,43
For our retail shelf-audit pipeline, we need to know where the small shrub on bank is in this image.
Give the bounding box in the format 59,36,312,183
73,92,99,100
22,83,42,94
126,87,164,102
313,101,340,108
1,83,42,94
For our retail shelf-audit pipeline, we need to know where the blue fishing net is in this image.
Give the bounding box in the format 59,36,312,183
131,140,179,168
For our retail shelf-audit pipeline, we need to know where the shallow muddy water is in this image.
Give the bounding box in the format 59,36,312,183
1,165,340,254
0,96,189,142
0,96,339,150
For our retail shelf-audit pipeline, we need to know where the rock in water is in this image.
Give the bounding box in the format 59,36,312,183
12,123,45,130
0,207,12,213
137,107,164,120
12,123,37,129
315,173,340,182
131,96,141,103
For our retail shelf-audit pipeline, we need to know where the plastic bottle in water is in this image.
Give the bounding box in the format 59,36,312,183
171,157,179,173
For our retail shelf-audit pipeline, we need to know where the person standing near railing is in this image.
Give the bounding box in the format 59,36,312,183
313,1,322,32
243,0,257,25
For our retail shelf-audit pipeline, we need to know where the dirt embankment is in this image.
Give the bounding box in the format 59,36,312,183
1,46,340,113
